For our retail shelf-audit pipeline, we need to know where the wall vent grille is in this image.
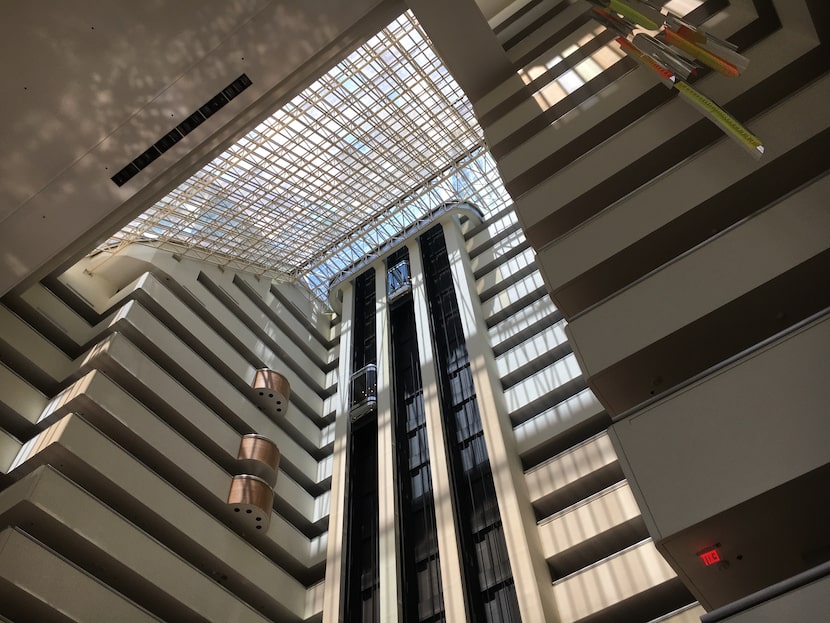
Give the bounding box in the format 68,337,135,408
110,73,252,187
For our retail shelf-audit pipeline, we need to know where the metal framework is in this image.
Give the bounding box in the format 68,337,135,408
95,11,512,301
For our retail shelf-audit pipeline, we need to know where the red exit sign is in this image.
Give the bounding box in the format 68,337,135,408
699,548,721,566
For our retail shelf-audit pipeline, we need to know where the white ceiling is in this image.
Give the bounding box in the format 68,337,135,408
0,0,402,296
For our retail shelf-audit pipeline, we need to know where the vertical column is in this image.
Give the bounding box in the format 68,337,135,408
408,241,470,623
322,284,355,623
441,218,560,623
374,263,400,623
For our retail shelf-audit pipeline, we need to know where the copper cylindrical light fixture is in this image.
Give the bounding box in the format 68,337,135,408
251,369,290,418
238,433,280,487
227,474,274,531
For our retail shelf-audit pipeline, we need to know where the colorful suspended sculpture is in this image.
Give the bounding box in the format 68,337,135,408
587,0,763,158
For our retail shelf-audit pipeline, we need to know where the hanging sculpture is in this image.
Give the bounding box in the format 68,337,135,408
587,0,764,159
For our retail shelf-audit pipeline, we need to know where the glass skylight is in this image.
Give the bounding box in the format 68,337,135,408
97,10,512,301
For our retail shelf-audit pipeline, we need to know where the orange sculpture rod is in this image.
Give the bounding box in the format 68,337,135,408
663,28,739,77
616,37,676,85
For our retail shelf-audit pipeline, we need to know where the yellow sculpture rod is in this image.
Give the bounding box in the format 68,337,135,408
674,81,764,158
609,0,663,31
616,38,764,159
